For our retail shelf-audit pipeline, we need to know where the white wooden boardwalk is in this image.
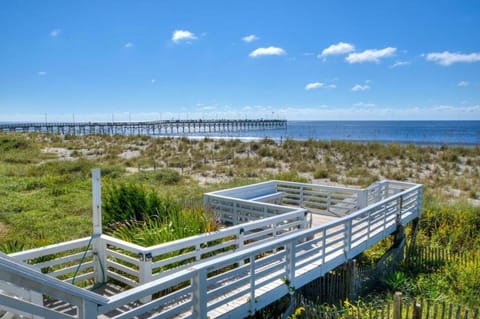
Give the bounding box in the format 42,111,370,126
0,178,422,319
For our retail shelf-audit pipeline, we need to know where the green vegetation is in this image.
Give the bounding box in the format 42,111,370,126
381,198,480,307
0,132,479,309
102,182,216,245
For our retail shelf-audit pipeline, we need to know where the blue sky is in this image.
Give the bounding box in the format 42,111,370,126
1,0,480,121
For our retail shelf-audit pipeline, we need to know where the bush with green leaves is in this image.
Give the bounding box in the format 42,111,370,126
102,183,176,226
153,168,181,185
110,208,216,246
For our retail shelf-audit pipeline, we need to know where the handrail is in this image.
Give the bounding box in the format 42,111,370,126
0,253,108,305
98,182,422,318
1,180,422,318
274,180,365,194
9,237,93,260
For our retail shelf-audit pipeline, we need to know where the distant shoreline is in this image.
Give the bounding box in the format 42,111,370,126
1,119,479,146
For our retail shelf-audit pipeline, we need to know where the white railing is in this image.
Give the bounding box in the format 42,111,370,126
1,180,422,319
94,183,422,319
275,180,366,216
9,237,96,286
204,194,296,225
101,209,308,288
206,180,417,220
0,251,108,319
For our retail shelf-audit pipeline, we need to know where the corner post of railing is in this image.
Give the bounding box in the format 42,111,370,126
78,299,98,319
299,186,304,208
417,185,424,217
396,194,403,225
285,239,295,286
137,251,153,303
357,189,368,209
202,194,209,211
30,289,44,319
300,210,308,230
92,169,107,284
192,268,208,319
234,202,239,225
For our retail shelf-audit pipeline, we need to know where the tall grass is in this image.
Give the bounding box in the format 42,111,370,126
110,208,216,246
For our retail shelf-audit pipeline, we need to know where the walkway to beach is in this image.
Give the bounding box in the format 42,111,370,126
0,178,422,319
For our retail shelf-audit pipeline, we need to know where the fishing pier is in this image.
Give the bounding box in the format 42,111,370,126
0,119,287,136
0,172,423,319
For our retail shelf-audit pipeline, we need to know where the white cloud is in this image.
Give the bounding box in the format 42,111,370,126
390,61,410,68
151,79,156,84
49,29,61,37
319,42,355,59
457,81,470,87
346,47,396,64
352,84,370,91
305,82,323,90
172,30,197,43
353,102,376,107
304,82,336,90
425,51,480,66
124,42,134,48
249,46,286,58
37,71,47,76
242,34,259,43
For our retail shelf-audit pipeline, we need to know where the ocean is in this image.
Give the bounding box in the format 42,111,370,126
1,120,479,146
203,121,480,146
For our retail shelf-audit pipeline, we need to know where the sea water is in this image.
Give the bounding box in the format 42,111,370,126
205,121,480,146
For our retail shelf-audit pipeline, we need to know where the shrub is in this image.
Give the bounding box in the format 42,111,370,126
102,183,176,226
111,207,216,246
153,168,181,184
275,171,309,183
0,135,40,164
313,165,329,179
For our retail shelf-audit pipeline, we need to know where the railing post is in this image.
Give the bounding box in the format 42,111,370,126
299,186,304,208
192,268,208,319
285,240,295,286
78,299,98,319
234,202,239,225
417,186,423,218
92,169,107,284
249,255,256,315
357,189,368,209
138,252,153,303
344,219,352,259
92,169,102,236
322,228,327,265
30,289,44,319
396,195,403,224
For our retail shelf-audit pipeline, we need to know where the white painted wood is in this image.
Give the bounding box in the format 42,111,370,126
92,169,102,236
10,237,92,261
138,252,153,303
1,180,422,319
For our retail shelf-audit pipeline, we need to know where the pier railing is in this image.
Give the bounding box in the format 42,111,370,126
0,119,287,136
0,180,422,319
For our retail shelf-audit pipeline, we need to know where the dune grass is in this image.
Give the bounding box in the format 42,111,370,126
0,132,479,306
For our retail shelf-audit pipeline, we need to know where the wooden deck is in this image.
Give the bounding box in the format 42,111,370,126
0,179,423,319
